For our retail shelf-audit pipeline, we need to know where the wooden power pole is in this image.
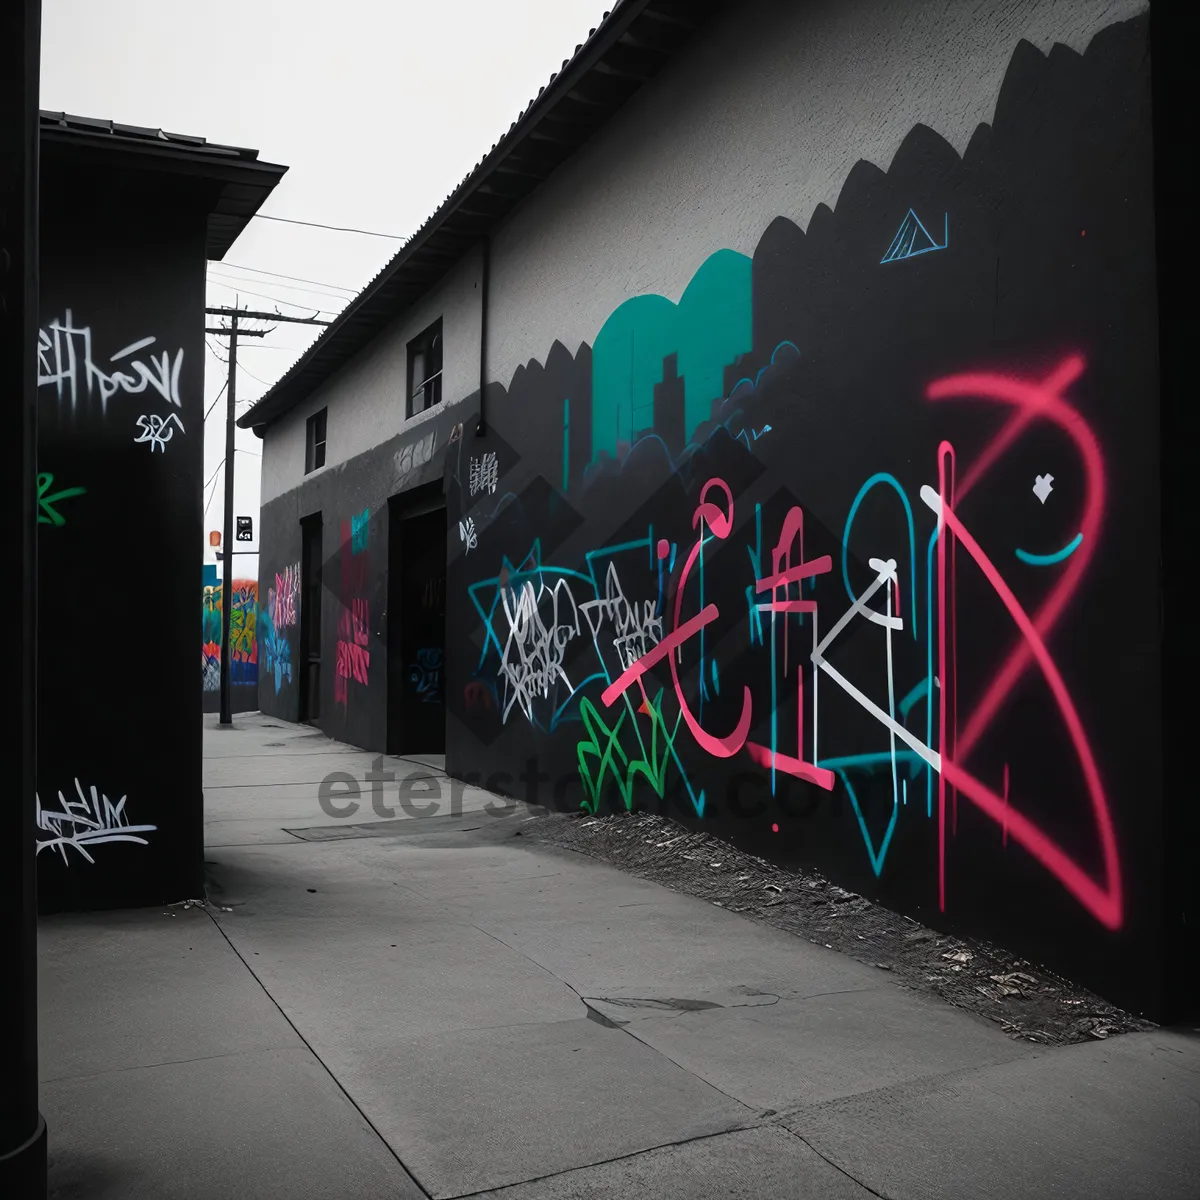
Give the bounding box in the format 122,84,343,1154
205,306,329,725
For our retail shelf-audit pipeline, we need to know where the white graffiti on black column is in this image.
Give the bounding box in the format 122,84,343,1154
38,310,185,439
134,412,185,451
35,779,157,865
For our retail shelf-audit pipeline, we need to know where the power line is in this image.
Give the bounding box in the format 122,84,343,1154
212,261,358,294
205,277,342,316
204,380,229,422
208,268,354,303
203,457,225,490
252,212,408,239
203,472,222,518
238,362,270,387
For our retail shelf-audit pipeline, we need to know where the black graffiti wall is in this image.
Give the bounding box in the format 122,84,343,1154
445,17,1173,1016
36,166,206,911
257,402,467,749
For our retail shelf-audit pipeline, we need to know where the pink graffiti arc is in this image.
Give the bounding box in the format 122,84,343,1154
611,478,753,757
606,478,832,780
928,354,1122,930
692,477,734,537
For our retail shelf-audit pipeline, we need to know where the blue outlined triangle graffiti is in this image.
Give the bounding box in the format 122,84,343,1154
881,210,948,264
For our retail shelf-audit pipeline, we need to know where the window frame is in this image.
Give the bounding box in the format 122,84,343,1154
406,319,443,418
305,407,327,474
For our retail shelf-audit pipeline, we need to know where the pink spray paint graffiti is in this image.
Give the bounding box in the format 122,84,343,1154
590,355,1121,931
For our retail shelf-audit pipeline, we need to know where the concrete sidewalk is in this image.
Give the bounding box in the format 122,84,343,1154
38,713,1200,1199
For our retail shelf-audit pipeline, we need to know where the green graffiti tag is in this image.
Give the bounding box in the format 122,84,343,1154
37,472,86,526
577,688,681,814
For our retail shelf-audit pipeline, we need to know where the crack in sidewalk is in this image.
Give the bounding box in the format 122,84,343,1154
782,1125,893,1199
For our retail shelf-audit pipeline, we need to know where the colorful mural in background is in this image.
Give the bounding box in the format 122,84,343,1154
202,564,259,712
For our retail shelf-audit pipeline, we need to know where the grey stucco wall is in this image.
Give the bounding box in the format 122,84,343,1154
486,0,1145,391
260,244,482,504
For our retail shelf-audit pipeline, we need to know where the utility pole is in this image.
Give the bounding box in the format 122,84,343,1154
220,319,238,725
205,305,330,726
0,0,48,1194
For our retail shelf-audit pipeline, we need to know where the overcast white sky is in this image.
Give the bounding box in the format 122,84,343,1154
40,0,611,576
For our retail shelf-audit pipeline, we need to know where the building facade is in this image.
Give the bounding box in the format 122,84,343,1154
37,114,285,912
242,0,1189,1019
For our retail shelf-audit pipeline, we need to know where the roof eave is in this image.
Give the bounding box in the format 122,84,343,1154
39,117,289,260
237,0,719,431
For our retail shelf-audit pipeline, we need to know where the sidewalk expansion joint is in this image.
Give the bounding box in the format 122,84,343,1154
201,906,433,1198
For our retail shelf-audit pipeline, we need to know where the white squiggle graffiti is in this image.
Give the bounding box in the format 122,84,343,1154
38,311,184,416
459,518,478,554
498,579,580,723
269,563,300,628
35,779,157,865
134,412,185,451
580,562,662,670
469,452,498,497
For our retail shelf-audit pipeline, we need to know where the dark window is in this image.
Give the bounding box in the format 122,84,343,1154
407,320,443,417
305,408,327,473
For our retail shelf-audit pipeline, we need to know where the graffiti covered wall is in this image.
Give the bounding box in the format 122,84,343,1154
252,6,1177,1015
257,409,464,749
36,171,206,910
202,565,260,713
443,14,1166,1014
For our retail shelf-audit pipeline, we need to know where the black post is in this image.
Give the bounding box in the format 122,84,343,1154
219,319,237,725
0,0,49,1194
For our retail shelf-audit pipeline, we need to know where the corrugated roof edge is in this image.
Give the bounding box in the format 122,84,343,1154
40,110,263,160
238,0,714,432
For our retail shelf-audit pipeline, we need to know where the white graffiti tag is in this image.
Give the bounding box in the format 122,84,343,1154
580,562,663,670
459,517,478,553
35,779,157,865
498,579,580,723
134,412,185,451
469,452,498,497
38,311,184,416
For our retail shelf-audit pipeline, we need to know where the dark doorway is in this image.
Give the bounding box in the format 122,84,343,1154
387,487,446,755
298,513,323,723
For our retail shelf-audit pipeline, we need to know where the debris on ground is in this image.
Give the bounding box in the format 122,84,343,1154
165,897,233,914
522,810,1154,1047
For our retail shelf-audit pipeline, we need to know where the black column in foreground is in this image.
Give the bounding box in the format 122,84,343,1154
0,0,48,1194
